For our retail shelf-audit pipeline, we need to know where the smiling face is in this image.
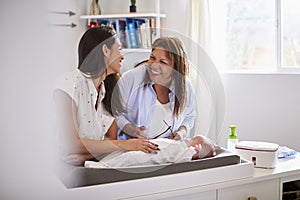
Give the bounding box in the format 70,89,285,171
146,48,174,86
106,38,124,75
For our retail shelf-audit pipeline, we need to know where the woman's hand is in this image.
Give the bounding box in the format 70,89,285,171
169,132,182,140
121,139,159,153
170,126,187,140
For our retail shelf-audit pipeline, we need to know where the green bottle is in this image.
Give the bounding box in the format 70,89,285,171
227,125,238,152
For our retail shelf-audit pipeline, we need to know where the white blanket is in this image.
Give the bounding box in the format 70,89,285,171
85,138,196,168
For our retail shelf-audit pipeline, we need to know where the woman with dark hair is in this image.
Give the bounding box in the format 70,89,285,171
54,25,158,166
117,37,196,140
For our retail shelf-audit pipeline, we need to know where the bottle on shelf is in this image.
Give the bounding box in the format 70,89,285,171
227,125,238,152
89,0,101,15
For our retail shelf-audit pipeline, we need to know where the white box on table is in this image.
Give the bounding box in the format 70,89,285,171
235,141,279,169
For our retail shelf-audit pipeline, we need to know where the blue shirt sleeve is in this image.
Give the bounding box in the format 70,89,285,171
116,66,147,131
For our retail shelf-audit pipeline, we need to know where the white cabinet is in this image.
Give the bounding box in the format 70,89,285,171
160,190,216,200
218,179,280,200
123,155,300,200
157,179,280,200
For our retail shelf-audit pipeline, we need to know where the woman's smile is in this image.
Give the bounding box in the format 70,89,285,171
147,48,173,86
149,66,162,75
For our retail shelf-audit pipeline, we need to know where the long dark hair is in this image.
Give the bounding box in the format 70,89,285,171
144,37,189,117
77,25,120,115
103,73,122,115
78,25,115,78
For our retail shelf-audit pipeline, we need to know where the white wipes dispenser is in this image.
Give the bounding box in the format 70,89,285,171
235,141,279,169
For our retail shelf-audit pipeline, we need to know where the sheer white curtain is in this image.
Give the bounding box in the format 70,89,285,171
187,0,210,52
186,0,225,143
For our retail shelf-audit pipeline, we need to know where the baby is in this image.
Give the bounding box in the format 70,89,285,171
186,135,216,160
85,135,216,168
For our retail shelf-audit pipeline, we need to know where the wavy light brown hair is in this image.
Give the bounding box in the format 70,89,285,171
145,37,189,117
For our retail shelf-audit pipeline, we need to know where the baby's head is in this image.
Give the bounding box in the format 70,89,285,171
189,135,216,160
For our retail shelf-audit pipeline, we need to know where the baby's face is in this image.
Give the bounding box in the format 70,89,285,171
198,141,215,158
191,135,216,159
190,135,205,147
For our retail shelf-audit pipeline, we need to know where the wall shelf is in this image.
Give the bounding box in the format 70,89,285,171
80,13,166,20
80,1,165,49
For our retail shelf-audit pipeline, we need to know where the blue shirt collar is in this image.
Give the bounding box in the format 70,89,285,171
146,80,176,95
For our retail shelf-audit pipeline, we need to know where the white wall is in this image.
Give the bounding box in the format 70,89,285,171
220,73,300,151
160,0,189,36
47,0,87,74
98,0,155,14
0,1,87,199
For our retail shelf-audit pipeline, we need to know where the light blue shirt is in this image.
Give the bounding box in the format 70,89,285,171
117,65,196,140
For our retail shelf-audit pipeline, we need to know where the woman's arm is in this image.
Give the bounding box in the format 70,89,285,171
116,66,149,139
63,153,95,166
122,124,148,139
54,89,90,154
54,89,157,156
105,120,118,140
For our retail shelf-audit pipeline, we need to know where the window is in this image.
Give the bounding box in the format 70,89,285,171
210,0,300,72
282,0,300,68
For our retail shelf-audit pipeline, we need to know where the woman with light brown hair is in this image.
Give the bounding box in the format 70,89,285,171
117,37,196,141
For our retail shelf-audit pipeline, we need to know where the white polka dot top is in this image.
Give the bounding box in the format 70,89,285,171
56,69,114,140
